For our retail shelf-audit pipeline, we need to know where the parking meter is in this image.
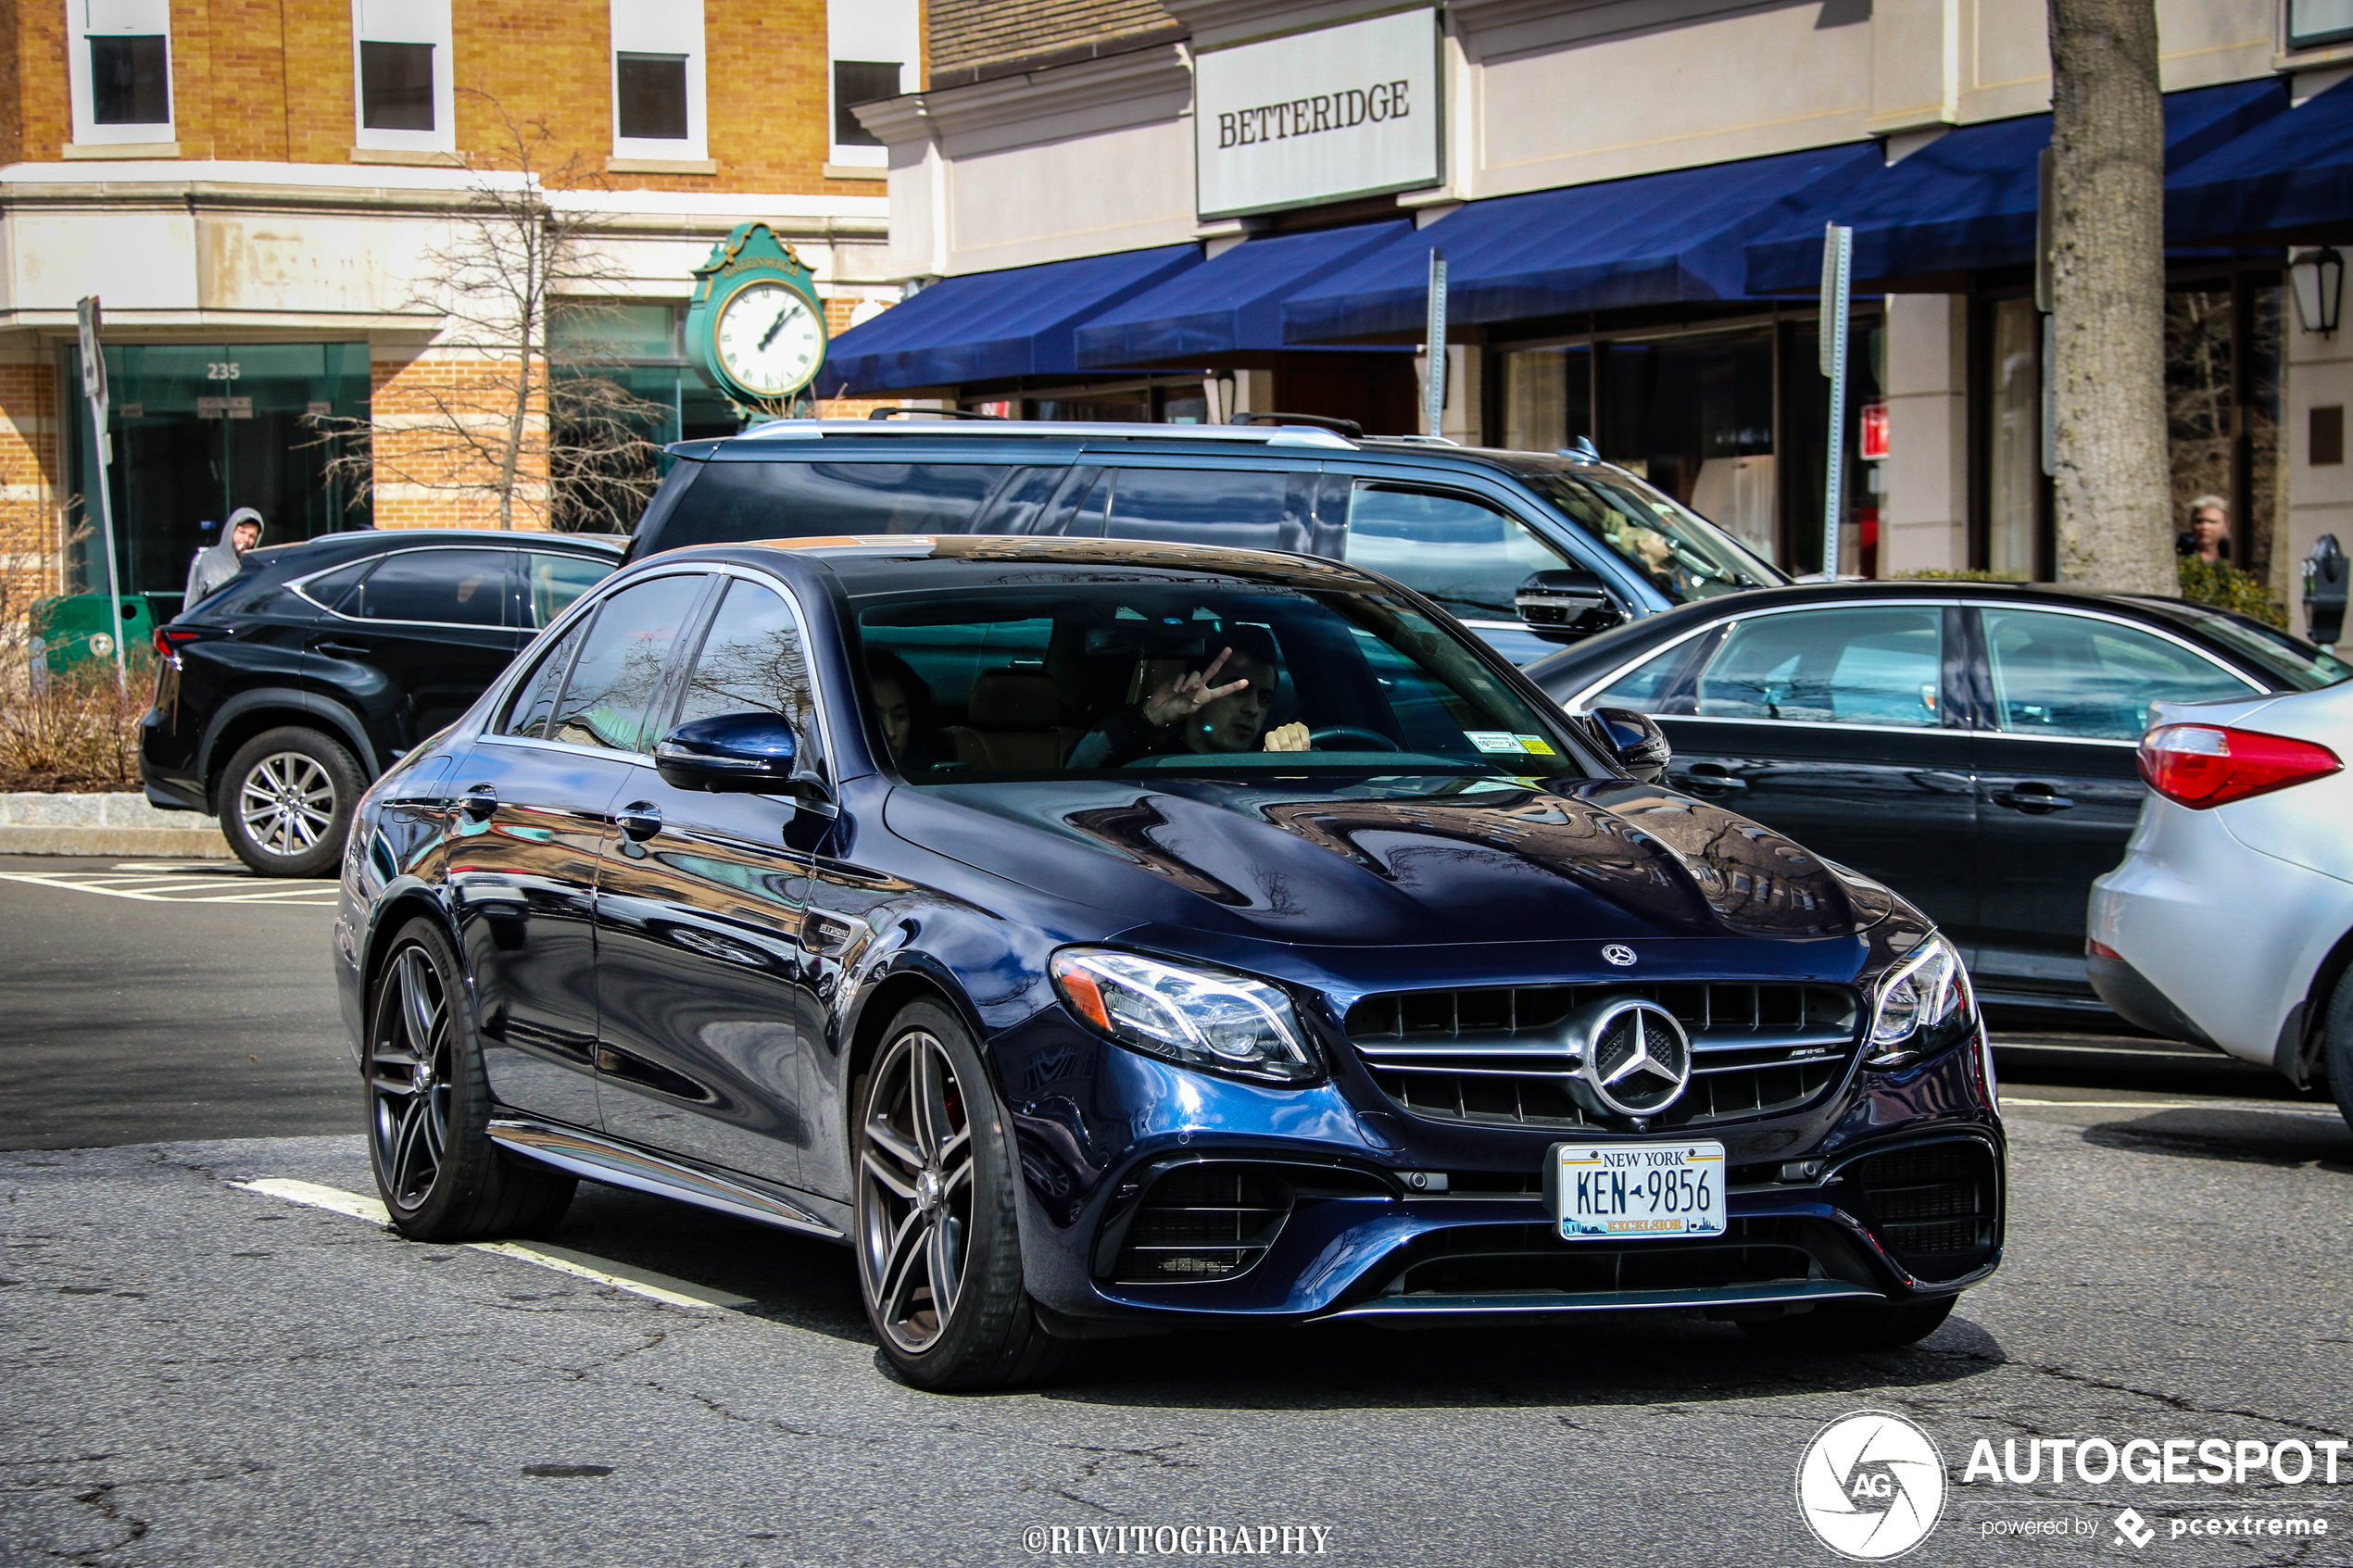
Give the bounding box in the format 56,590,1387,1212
2305,534,2347,647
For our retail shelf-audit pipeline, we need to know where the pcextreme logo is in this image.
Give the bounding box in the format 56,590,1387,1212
1797,1410,1949,1561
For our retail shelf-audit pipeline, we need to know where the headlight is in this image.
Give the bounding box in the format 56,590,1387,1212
1049,949,1319,1085
1866,935,1976,1064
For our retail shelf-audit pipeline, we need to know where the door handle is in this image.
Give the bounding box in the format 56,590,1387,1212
1994,784,2075,813
311,639,371,658
617,801,663,842
1679,764,1747,793
460,784,497,822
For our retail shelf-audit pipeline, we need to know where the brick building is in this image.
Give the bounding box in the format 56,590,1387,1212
0,0,918,612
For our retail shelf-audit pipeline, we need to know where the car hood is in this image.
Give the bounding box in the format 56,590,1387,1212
883,774,1893,947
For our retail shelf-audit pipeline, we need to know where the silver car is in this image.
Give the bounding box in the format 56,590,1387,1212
2089,677,2353,1131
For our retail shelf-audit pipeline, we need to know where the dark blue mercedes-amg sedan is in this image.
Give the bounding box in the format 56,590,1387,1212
333,535,2003,1389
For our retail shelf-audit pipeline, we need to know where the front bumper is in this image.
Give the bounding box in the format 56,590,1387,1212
994,1009,2004,1327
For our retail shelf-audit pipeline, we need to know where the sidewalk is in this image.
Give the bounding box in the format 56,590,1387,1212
0,792,230,857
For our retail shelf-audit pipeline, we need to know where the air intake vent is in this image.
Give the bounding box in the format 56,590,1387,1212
1345,982,1859,1130
1112,1164,1293,1285
1846,1140,1998,1273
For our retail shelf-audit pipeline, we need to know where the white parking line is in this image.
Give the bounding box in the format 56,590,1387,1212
233,1178,756,1310
0,871,339,906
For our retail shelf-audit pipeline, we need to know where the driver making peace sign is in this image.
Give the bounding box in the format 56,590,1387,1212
1067,633,1310,768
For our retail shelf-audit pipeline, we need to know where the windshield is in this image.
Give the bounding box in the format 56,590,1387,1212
1519,466,1781,603
855,579,1595,784
2133,599,2353,692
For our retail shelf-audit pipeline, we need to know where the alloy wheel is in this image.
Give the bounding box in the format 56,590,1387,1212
858,1029,975,1355
238,751,336,857
370,947,453,1210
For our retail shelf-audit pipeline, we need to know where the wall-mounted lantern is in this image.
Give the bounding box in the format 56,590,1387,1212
2291,246,2344,336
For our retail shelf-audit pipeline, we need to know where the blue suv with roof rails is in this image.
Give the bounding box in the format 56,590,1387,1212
625,417,1784,666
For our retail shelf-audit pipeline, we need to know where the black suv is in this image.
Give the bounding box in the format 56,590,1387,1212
142,530,622,876
629,418,1783,665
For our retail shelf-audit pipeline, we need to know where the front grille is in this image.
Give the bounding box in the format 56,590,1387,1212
1387,1219,1818,1298
1111,1164,1293,1285
1346,982,1860,1130
1847,1141,1998,1273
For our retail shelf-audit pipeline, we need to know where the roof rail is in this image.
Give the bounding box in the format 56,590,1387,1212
1230,410,1363,438
723,419,1356,449
866,407,1005,420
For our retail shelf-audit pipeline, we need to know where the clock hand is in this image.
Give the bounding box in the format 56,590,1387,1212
757,302,792,352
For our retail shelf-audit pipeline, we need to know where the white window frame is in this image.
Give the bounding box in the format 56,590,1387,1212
350,0,455,154
610,0,707,163
824,0,918,169
69,0,174,147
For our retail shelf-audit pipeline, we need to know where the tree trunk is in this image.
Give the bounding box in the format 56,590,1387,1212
2045,0,2174,592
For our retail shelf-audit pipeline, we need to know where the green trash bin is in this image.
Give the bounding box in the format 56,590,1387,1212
28,594,157,681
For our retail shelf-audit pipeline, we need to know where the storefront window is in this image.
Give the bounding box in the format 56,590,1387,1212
1499,345,1591,453
1986,297,2042,580
66,343,371,601
1780,315,1883,577
1599,332,1777,565
2166,281,2283,585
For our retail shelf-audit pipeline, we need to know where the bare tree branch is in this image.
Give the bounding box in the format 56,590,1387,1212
312,91,671,533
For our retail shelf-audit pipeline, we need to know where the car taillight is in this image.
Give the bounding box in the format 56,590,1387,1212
153,626,209,662
2138,723,2343,809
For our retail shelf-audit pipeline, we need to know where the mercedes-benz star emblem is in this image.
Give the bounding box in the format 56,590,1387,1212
1602,943,1637,967
1565,997,1692,1118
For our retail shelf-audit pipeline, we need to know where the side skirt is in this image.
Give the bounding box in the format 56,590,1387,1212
488,1118,847,1241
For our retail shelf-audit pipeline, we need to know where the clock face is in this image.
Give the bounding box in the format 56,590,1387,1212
713,281,824,397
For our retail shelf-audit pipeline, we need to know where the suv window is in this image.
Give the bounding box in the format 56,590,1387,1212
1342,484,1575,664
1981,608,2255,740
522,551,614,629
340,547,512,627
546,574,707,752
656,460,1011,547
1103,467,1315,553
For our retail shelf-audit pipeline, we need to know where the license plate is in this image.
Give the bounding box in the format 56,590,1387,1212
1546,1140,1727,1241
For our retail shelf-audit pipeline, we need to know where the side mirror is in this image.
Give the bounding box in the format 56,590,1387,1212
654,712,830,803
1516,568,1628,641
1589,705,1670,783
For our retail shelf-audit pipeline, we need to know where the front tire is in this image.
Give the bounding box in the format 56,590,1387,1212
1740,1295,1957,1351
365,918,574,1241
220,725,362,878
853,1001,1065,1390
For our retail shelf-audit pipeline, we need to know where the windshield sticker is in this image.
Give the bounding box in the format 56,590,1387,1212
1515,734,1557,756
1466,732,1528,754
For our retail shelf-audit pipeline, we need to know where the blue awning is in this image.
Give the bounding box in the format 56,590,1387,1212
1743,79,2286,294
822,245,1201,395
1073,220,1414,367
2169,76,2353,246
1277,144,1882,344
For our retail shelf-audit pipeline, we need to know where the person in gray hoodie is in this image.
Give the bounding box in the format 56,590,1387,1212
182,507,264,608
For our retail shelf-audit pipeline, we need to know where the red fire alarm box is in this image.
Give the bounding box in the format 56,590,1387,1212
1860,401,1890,461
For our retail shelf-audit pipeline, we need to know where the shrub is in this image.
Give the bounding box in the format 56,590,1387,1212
0,578,152,793
2174,557,2287,628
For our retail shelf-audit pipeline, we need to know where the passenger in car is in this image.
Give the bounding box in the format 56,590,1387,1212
867,649,940,771
1069,627,1310,766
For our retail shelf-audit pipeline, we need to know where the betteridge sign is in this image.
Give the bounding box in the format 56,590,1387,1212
1193,6,1441,219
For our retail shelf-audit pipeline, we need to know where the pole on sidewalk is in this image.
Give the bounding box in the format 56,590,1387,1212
1818,224,1853,580
75,295,126,691
1423,248,1448,439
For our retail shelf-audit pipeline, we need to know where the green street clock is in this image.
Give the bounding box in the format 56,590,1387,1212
686,221,828,408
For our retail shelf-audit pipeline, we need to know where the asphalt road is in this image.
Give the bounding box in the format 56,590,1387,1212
5,857,2351,1567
